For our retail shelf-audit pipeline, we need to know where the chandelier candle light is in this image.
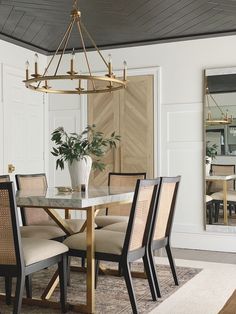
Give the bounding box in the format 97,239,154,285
23,0,127,94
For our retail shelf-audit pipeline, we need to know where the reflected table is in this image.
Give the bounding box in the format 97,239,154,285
16,186,134,313
206,174,236,225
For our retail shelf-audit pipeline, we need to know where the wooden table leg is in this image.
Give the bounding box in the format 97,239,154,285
86,206,95,313
223,180,228,225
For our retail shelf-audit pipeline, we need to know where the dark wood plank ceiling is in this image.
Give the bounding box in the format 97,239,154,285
1,0,236,55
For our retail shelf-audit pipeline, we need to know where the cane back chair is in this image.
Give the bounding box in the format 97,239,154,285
95,172,146,228
16,173,86,238
64,178,161,314
148,176,181,297
0,182,68,314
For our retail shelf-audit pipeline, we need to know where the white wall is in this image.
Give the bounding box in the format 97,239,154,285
49,35,236,252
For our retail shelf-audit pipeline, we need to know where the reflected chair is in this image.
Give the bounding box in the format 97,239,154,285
209,164,236,222
208,164,235,194
0,175,10,183
64,178,161,313
0,182,68,314
95,172,146,228
206,195,214,224
147,176,180,297
15,173,86,239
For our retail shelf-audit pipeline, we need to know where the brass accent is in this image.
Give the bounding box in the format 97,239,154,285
8,164,15,173
41,270,59,300
205,83,233,125
24,0,127,95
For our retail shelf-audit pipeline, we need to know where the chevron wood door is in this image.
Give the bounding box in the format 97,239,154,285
88,75,154,186
120,75,154,177
88,84,120,186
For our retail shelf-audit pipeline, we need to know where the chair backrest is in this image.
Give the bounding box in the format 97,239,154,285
15,173,53,226
0,175,10,182
122,178,161,255
209,164,235,193
107,172,146,216
0,182,23,268
151,176,180,243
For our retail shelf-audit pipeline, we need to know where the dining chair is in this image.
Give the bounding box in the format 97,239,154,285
208,165,236,222
95,172,146,228
15,173,86,237
63,178,161,314
0,175,10,182
208,164,235,193
0,181,68,314
147,176,181,297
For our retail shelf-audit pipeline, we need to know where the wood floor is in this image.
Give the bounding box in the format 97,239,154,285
160,247,236,264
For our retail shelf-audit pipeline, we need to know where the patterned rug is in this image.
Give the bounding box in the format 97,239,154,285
0,260,201,314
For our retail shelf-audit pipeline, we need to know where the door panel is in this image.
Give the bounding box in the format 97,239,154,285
120,75,154,177
88,82,120,186
3,65,45,177
88,74,154,185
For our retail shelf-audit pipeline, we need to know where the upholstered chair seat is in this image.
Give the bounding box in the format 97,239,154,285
206,195,213,203
211,191,236,202
22,238,68,266
20,225,66,239
95,215,129,228
64,230,125,255
102,221,128,233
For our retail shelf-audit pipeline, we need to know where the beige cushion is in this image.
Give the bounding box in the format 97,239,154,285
66,219,86,233
103,222,128,233
95,215,129,228
20,225,66,239
64,230,125,255
206,195,213,203
22,238,68,266
211,191,236,202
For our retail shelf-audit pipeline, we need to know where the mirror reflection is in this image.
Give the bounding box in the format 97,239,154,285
205,67,236,230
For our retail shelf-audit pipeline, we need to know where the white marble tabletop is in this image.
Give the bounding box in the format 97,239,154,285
206,174,236,181
16,186,134,209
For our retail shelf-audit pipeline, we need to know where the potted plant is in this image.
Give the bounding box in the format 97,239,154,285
205,141,218,175
51,124,120,190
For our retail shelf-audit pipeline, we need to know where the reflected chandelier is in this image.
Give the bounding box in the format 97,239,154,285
205,85,233,125
24,0,127,94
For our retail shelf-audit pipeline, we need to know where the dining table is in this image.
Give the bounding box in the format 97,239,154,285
16,186,134,314
206,174,236,225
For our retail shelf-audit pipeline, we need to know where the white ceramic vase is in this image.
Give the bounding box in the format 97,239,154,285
68,155,92,190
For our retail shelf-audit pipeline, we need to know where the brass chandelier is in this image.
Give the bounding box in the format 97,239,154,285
205,86,233,126
24,0,127,94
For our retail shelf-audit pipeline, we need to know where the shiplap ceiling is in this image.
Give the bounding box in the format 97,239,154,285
1,0,236,55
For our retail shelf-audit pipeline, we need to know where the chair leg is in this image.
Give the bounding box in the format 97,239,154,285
147,247,161,298
5,276,12,305
95,260,100,289
122,260,138,314
143,252,158,301
81,257,85,268
166,243,179,286
13,272,25,314
25,275,32,298
67,256,71,287
58,254,68,313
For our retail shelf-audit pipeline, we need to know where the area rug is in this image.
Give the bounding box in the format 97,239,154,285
0,260,201,314
218,289,236,314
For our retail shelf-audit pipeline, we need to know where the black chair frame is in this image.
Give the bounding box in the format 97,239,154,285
67,178,161,314
0,182,68,314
